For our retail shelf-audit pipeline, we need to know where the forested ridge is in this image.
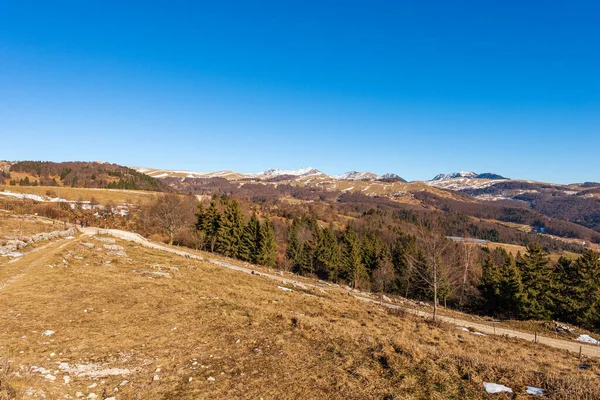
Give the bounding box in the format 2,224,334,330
2,161,170,192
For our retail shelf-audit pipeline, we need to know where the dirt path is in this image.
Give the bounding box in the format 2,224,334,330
0,238,75,291
78,227,600,358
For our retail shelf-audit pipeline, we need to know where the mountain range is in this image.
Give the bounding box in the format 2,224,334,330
132,166,507,185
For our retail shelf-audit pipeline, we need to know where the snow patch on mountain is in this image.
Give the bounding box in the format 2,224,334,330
432,171,478,181
257,167,323,177
335,171,380,181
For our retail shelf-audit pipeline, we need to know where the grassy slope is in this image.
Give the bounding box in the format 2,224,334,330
0,231,599,399
0,185,159,206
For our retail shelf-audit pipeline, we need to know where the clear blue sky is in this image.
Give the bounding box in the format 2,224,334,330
1,1,598,183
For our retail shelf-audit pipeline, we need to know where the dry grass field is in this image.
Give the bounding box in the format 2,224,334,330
0,186,158,207
1,221,599,399
0,215,63,238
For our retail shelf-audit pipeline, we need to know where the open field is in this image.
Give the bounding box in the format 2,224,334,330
0,215,63,238
0,185,159,206
1,219,600,399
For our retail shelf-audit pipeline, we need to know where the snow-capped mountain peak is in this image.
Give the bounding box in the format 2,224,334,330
335,171,380,181
432,171,477,181
258,167,323,177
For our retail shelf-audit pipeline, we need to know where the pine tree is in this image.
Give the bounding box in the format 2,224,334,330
479,255,501,313
240,213,261,263
573,250,600,330
314,226,341,281
392,235,416,298
286,217,315,275
361,232,388,275
479,250,523,318
286,218,303,273
340,226,368,289
200,200,222,252
517,244,554,320
554,256,580,323
216,199,245,258
497,253,523,318
257,217,277,267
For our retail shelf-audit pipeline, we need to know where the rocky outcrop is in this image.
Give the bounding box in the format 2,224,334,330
0,227,76,256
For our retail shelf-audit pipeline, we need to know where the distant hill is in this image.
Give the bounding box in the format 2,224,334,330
378,173,407,182
4,161,170,192
475,172,508,180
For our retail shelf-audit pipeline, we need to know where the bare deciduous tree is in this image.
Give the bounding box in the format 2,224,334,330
143,194,197,245
372,258,396,304
406,219,461,321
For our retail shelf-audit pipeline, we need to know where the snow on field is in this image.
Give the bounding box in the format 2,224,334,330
576,334,600,345
456,327,486,336
526,386,545,395
0,191,65,202
483,382,512,394
1,252,24,258
277,286,292,292
0,190,130,215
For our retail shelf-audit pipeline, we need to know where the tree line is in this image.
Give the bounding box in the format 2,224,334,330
480,244,600,330
193,196,278,267
136,193,600,330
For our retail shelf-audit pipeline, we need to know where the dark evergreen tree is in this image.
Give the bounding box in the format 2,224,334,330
497,253,523,318
257,216,278,267
573,251,600,330
391,235,416,297
479,255,501,313
361,232,389,275
199,200,222,252
554,256,580,323
286,218,306,274
340,226,368,289
216,199,245,257
517,244,555,320
314,226,341,281
240,213,261,263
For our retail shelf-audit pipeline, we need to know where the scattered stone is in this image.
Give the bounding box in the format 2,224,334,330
207,376,215,382
43,330,55,336
58,362,132,378
44,374,56,381
94,237,116,243
153,375,160,381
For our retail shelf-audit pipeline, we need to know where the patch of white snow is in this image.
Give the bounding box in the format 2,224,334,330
483,382,512,394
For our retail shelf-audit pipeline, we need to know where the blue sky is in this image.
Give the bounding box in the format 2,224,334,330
0,1,598,183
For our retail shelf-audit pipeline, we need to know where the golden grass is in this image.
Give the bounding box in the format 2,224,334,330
0,229,599,399
0,185,159,206
0,215,61,238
